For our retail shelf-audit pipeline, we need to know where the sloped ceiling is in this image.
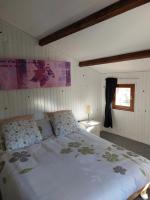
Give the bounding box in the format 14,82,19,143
0,0,117,38
0,0,150,73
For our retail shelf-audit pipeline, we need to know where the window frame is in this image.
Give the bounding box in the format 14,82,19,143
112,84,135,112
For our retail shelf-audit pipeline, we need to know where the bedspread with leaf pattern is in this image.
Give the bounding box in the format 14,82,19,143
0,129,150,200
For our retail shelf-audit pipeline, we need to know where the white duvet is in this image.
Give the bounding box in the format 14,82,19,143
0,130,150,200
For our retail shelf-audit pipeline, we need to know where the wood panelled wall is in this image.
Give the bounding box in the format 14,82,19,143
102,72,150,145
2,19,149,146
0,19,102,121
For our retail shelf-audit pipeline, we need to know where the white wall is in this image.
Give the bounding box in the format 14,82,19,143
2,19,149,146
102,71,150,145
0,19,102,121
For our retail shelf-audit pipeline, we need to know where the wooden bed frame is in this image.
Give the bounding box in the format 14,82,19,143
1,183,149,200
1,185,149,200
0,183,149,200
128,183,150,200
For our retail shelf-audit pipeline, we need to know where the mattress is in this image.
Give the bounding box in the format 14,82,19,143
0,129,150,200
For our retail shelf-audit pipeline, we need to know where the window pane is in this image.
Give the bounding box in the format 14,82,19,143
115,87,131,107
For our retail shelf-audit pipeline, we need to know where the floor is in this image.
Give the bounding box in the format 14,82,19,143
101,131,150,200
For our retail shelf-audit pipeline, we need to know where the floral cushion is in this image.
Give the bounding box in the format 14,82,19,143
1,120,42,151
49,110,80,136
36,119,54,140
0,115,33,153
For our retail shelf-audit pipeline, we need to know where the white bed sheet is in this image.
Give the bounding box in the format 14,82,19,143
0,130,150,200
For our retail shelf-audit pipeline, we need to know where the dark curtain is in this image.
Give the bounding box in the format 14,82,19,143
104,78,117,128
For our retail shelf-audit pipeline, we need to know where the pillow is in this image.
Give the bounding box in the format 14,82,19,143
0,115,33,152
44,112,54,118
48,110,80,136
1,119,42,151
36,119,54,140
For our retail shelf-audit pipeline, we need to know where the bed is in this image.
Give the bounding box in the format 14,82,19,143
0,128,150,200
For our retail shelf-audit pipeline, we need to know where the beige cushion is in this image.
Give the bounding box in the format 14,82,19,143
0,115,33,125
45,110,68,118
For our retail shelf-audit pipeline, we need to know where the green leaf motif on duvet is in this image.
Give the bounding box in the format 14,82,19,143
9,151,31,163
112,144,125,151
126,151,139,157
103,152,119,162
122,154,139,165
107,147,112,151
122,154,130,159
139,168,146,177
122,154,148,177
60,148,72,154
78,147,95,155
68,142,81,148
19,168,33,174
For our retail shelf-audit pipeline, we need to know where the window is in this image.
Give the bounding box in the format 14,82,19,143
112,84,135,112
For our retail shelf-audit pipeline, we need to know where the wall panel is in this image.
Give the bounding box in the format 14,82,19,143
0,19,102,121
102,72,150,145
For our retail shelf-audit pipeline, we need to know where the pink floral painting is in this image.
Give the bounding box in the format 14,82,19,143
0,59,71,90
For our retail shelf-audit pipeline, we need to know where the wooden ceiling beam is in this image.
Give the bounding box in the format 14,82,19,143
79,49,150,67
39,0,150,46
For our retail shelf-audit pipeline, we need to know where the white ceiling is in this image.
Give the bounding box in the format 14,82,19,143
93,58,150,73
50,4,150,61
0,0,150,73
0,0,117,38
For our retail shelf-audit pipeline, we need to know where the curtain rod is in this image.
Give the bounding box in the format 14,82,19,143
117,78,139,80
108,77,140,80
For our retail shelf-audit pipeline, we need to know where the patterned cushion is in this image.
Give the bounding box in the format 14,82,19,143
1,120,42,151
36,119,54,140
0,115,33,152
49,110,80,136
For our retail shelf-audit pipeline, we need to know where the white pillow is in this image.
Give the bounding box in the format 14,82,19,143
36,119,54,140
1,119,42,151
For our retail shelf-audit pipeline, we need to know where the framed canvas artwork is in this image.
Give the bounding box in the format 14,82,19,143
0,59,71,90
